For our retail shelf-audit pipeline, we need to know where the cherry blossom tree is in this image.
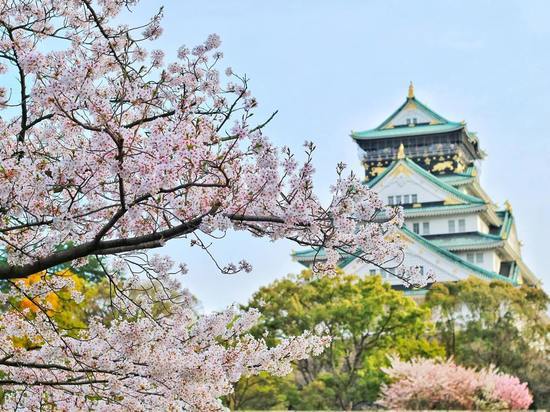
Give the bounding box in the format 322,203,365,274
378,357,533,410
0,0,425,409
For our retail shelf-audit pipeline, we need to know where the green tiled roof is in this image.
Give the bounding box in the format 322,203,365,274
374,203,487,220
351,96,464,141
401,227,516,285
291,247,356,268
292,247,324,260
378,96,450,128
352,122,464,140
438,175,473,186
423,232,503,251
403,203,486,217
497,210,514,239
438,167,477,186
292,227,516,285
367,157,485,205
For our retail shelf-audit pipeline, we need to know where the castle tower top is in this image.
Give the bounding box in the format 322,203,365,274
408,81,414,99
350,86,484,181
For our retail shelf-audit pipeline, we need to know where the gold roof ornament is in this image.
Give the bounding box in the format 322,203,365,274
397,143,406,159
504,200,513,212
408,81,414,99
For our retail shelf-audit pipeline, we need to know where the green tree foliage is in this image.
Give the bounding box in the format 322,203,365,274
424,277,550,409
225,372,294,411
228,271,443,410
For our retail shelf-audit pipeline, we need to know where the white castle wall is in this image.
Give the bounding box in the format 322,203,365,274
374,173,447,204
404,214,484,236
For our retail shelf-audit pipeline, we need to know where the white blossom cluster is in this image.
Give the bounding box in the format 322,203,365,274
0,286,330,410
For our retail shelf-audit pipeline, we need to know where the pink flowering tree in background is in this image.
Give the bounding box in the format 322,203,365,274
0,0,429,409
378,357,533,410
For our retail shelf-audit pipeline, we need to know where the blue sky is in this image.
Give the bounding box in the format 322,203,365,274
128,1,547,310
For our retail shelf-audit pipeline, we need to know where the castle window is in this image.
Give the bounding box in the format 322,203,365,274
388,196,394,205
413,223,420,234
422,222,430,235
413,117,418,125
467,252,475,263
448,220,456,233
458,219,466,232
406,118,411,125
412,194,418,203
476,252,484,263
369,269,376,276
404,194,410,204
396,195,402,205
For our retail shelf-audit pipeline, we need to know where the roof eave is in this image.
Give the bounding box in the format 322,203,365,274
443,241,504,252
404,204,486,218
351,124,464,141
401,227,517,285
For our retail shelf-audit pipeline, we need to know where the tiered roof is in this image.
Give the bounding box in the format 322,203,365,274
292,151,518,283
292,226,518,285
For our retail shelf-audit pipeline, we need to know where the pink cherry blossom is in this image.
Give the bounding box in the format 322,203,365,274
0,0,428,409
379,357,533,410
485,372,534,410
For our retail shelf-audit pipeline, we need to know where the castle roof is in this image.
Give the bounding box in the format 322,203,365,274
438,166,477,186
423,232,504,252
366,156,485,205
351,83,477,145
291,227,517,285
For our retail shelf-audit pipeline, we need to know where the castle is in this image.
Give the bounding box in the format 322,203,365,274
294,83,540,294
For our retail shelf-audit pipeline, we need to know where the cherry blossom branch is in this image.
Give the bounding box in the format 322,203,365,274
0,0,428,408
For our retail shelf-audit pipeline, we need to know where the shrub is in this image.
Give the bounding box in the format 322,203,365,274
378,357,533,410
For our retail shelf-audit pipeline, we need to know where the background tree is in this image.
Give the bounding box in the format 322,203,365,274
229,271,443,411
378,356,533,410
425,277,550,409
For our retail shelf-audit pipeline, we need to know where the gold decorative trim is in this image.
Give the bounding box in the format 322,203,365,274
398,233,414,245
432,160,453,173
504,200,513,212
408,81,414,99
389,163,412,177
443,197,462,206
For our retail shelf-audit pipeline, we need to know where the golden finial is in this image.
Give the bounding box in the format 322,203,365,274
397,143,406,160
408,81,414,99
504,200,513,212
